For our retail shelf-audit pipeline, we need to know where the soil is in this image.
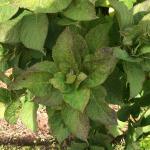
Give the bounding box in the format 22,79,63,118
0,108,57,147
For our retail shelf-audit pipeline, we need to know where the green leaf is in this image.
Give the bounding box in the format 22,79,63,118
126,142,140,150
90,132,113,149
50,72,71,93
19,101,38,132
109,0,133,29
47,110,70,143
0,88,11,103
119,0,136,9
63,0,96,21
133,0,150,23
11,71,52,97
85,22,113,52
0,11,29,44
4,100,22,124
86,86,117,127
141,59,150,72
0,102,6,119
75,72,87,89
11,0,72,13
108,121,125,137
104,68,126,104
134,0,150,14
113,47,142,62
140,136,150,149
89,0,97,5
135,126,150,139
124,62,145,98
62,106,90,141
122,14,150,45
139,45,150,55
0,45,8,72
63,88,90,112
138,13,150,35
66,73,76,84
90,146,104,150
34,88,63,107
68,142,87,150
52,28,87,73
141,13,150,21
121,25,140,46
95,0,110,7
0,0,18,23
84,48,117,87
20,14,48,51
57,17,78,26
29,61,58,74
91,85,107,102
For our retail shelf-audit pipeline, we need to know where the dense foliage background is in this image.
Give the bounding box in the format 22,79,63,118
0,0,150,149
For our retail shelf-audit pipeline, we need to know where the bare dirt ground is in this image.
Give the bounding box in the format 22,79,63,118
0,108,57,147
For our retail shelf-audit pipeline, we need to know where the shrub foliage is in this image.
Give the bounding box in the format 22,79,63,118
0,0,150,149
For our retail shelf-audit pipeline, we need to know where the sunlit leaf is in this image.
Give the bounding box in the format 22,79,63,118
133,0,150,23
10,0,72,13
0,102,6,119
139,45,150,55
0,11,29,44
20,14,48,51
119,0,136,9
63,0,96,21
19,101,38,132
0,0,18,23
63,88,90,112
109,0,133,29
